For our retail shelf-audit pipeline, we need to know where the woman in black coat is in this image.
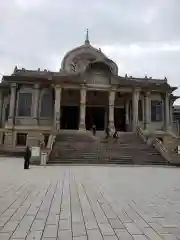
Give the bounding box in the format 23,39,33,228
24,146,31,169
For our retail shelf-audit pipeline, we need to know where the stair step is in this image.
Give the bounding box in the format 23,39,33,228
48,132,168,165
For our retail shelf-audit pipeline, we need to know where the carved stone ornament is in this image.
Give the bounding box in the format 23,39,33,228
14,66,18,73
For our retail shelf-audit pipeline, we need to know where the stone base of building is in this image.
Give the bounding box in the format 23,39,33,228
0,127,52,148
27,132,44,147
4,132,14,146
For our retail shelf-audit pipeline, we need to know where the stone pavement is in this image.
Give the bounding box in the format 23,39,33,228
0,159,180,239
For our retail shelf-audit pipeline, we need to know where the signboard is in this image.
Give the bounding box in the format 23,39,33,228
178,146,180,154
31,147,40,157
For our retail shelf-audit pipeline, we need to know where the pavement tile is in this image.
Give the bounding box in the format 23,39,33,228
109,218,126,229
87,229,103,240
0,158,180,240
72,223,86,237
0,221,19,233
59,219,71,230
132,235,149,240
0,232,11,240
125,223,143,235
99,222,115,236
114,229,133,239
58,229,72,239
26,230,42,240
43,225,58,238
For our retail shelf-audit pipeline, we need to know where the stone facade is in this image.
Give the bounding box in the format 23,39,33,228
172,106,180,136
0,36,179,148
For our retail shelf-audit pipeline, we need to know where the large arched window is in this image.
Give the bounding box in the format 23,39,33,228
18,93,32,117
5,103,9,120
138,100,143,121
40,90,53,118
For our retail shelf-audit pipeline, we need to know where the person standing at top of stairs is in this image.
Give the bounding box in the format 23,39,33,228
92,124,96,136
105,127,110,139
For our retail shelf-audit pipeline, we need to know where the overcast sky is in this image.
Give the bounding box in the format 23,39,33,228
0,0,180,103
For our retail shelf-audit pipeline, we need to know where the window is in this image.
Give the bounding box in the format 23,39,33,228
40,92,53,118
138,100,143,121
151,100,162,121
2,133,5,145
16,133,27,146
5,104,9,120
18,93,32,117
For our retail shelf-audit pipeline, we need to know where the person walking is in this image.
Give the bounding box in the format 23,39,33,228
105,126,110,139
24,146,31,169
92,124,96,136
113,130,118,139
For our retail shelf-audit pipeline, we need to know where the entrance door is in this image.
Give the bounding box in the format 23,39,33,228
114,108,126,131
86,107,105,130
61,106,79,130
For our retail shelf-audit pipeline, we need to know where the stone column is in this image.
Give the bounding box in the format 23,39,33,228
169,98,173,130
132,89,140,132
164,92,170,131
79,87,86,130
0,92,3,144
109,90,115,132
54,86,61,131
32,84,40,124
0,91,3,127
144,91,150,130
125,100,129,131
7,83,17,126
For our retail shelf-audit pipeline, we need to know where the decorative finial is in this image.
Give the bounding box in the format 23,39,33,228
14,65,18,73
85,29,90,44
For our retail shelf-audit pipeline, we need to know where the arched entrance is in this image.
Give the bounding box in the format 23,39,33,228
85,91,108,130
114,93,127,131
114,107,126,131
86,107,105,130
60,89,80,130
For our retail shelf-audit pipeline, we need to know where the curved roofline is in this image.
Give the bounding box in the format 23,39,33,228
60,43,108,70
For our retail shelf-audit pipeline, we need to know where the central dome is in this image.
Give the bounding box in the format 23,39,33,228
60,31,118,75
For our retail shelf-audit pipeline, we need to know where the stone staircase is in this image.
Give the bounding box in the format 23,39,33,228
48,130,168,165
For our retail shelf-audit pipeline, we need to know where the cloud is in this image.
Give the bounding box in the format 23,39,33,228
0,0,180,103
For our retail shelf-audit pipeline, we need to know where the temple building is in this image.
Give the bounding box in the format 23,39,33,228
0,32,179,149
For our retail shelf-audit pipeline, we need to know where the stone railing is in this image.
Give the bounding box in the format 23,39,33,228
153,138,171,163
136,126,147,143
40,134,56,165
136,126,172,163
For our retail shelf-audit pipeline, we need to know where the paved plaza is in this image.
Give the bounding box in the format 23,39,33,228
0,159,180,239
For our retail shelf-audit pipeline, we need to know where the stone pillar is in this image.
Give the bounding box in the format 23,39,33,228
0,91,3,127
125,100,129,131
164,92,170,131
132,89,140,132
79,87,86,130
109,90,115,132
169,98,173,130
32,84,40,124
144,91,150,130
54,86,61,131
7,83,17,127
